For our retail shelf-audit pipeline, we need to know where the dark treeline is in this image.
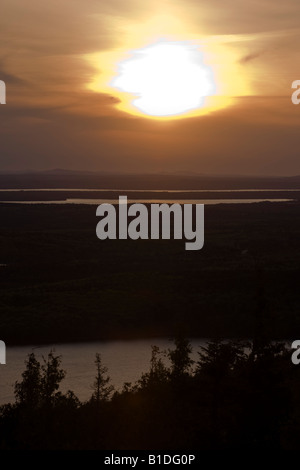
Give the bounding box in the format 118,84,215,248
1,337,300,450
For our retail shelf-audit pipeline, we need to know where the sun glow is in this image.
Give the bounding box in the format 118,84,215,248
85,16,251,120
110,41,216,117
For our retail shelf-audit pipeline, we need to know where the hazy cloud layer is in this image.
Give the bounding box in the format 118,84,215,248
0,0,299,175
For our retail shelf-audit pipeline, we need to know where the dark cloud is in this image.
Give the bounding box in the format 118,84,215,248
0,60,27,85
239,52,263,64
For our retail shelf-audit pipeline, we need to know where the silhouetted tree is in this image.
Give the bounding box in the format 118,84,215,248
91,353,114,404
138,345,168,389
1,338,297,450
14,351,66,408
14,353,42,407
197,340,247,378
40,351,66,405
168,336,194,379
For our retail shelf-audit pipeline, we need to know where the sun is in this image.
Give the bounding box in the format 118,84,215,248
110,40,216,117
85,20,251,120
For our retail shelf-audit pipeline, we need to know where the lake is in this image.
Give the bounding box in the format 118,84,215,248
0,198,294,205
0,187,297,205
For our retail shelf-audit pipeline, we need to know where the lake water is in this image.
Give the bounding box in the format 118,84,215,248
0,187,298,205
0,198,294,205
0,188,299,192
0,339,206,405
0,188,297,205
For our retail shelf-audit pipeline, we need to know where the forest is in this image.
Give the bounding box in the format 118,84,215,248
0,336,299,449
0,201,300,344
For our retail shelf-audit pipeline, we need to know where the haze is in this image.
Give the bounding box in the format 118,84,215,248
0,0,300,175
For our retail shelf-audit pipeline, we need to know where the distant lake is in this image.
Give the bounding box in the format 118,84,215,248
0,339,208,405
0,188,297,205
0,199,294,205
0,188,300,192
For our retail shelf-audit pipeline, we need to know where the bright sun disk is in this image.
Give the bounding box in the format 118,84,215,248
110,40,216,117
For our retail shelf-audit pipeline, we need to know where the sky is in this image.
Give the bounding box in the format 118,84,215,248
0,0,300,175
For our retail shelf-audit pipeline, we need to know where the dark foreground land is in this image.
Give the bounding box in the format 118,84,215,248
0,338,299,450
0,200,299,344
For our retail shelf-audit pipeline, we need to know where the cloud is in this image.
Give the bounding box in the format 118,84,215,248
0,0,299,175
0,0,154,55
0,57,28,85
173,0,300,35
239,52,264,64
0,68,26,85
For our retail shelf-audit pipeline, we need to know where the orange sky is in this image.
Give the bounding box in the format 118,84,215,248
0,0,300,175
